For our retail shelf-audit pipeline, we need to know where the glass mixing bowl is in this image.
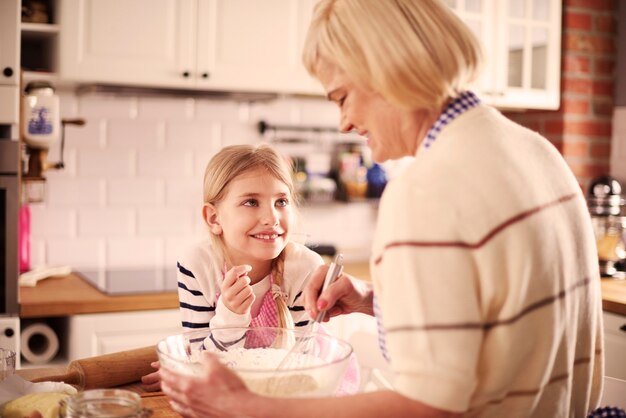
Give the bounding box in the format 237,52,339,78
156,327,353,398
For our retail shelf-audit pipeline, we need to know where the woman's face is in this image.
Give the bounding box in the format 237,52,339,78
204,168,293,269
316,60,436,162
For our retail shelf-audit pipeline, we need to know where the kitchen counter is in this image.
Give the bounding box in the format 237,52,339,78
19,273,179,318
601,278,626,316
19,267,626,318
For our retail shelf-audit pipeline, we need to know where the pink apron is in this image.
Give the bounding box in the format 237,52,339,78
218,272,359,395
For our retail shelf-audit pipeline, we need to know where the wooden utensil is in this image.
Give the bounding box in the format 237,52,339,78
30,345,157,390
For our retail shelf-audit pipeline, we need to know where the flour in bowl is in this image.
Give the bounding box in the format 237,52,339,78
212,347,326,369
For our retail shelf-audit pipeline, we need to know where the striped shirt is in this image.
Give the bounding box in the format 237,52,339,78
177,239,323,331
370,102,603,416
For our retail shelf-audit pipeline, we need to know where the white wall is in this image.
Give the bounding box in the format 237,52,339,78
28,91,376,272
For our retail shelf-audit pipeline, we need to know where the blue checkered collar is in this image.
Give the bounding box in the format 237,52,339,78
422,90,480,150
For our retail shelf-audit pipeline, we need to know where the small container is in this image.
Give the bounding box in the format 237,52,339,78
0,348,16,381
22,81,61,149
60,389,151,418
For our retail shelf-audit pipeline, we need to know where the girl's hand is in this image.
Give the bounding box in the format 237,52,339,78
141,361,162,392
160,351,255,417
221,265,255,315
304,264,375,320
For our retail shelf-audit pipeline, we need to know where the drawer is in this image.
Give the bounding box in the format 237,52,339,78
603,311,626,380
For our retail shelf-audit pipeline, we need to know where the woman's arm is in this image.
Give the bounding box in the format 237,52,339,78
160,352,462,418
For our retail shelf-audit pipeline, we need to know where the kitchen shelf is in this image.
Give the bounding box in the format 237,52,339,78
21,1,60,76
21,22,60,37
22,70,58,84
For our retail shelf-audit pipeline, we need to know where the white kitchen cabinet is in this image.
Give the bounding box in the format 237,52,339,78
0,0,20,127
59,0,321,95
446,0,561,110
604,311,626,381
0,0,20,87
67,309,182,360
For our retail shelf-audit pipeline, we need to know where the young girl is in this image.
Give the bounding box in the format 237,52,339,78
176,143,324,336
143,143,348,390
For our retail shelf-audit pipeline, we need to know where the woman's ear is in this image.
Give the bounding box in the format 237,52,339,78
203,203,223,235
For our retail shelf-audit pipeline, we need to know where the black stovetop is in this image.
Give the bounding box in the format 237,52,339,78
78,268,178,295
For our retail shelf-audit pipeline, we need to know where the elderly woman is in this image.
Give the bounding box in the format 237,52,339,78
160,0,604,417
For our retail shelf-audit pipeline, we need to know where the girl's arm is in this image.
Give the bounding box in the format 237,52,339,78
177,261,216,330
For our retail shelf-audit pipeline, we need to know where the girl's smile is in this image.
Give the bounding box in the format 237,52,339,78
205,167,294,281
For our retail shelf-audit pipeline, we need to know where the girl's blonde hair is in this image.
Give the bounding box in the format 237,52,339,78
203,143,298,329
303,0,483,110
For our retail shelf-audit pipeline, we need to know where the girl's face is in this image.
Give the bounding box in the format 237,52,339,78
316,60,437,162
204,167,293,271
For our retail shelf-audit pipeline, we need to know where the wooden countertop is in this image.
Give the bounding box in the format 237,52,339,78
19,267,626,318
16,368,180,417
19,273,179,318
601,278,626,316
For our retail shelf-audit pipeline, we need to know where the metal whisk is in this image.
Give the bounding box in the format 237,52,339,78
265,254,344,395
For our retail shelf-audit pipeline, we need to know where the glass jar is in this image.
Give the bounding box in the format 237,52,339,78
59,389,151,418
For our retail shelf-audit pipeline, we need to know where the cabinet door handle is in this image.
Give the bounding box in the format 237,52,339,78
201,72,210,79
620,324,626,333
182,71,190,78
2,67,13,77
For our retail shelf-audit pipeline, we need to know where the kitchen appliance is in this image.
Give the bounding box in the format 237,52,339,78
0,140,20,315
0,140,21,361
587,175,626,279
78,268,178,295
21,81,85,202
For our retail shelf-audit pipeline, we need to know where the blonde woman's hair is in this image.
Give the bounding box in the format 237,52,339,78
303,0,483,110
203,143,298,329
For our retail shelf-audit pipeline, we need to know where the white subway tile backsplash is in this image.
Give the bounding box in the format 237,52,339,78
78,208,135,237
46,238,104,269
78,149,135,178
63,120,104,150
136,208,196,236
47,179,104,207
298,98,339,126
138,97,194,120
166,121,218,150
32,93,374,271
165,179,203,207
249,99,301,125
79,95,136,119
195,99,241,122
220,121,259,147
29,206,76,238
106,238,165,268
107,120,164,150
136,150,193,178
58,89,79,118
29,238,47,268
108,179,164,206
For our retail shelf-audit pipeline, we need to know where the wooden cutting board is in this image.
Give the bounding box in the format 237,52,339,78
141,394,182,418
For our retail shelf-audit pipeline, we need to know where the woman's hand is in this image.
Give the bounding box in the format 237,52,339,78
160,351,255,418
221,265,255,315
304,264,375,320
141,360,162,392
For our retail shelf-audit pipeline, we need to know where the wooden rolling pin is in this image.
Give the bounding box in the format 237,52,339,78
30,345,158,390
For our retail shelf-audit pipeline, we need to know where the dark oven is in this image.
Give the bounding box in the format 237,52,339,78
0,139,19,316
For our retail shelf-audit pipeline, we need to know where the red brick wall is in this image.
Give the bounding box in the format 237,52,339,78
504,0,618,192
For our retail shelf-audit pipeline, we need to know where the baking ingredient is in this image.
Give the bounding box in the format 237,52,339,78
180,347,326,396
3,392,69,418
